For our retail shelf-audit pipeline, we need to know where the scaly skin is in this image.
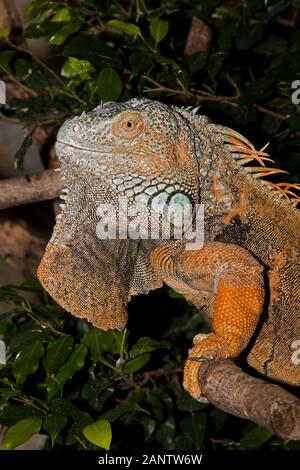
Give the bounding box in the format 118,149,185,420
38,99,300,401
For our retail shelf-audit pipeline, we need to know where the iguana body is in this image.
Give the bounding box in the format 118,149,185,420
38,99,300,400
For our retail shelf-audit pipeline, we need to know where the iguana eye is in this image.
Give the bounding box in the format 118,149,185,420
124,120,133,128
111,112,144,140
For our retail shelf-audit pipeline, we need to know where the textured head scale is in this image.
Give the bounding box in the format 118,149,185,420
55,98,200,217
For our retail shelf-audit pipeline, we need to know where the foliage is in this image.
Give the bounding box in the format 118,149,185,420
0,0,300,450
1,279,296,450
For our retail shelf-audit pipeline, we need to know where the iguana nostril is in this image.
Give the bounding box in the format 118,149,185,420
73,123,81,133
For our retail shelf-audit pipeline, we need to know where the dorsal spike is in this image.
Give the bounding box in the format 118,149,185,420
190,106,201,115
268,182,300,202
210,123,299,207
245,167,288,177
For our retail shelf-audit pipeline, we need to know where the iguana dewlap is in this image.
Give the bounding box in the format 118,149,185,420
38,99,300,400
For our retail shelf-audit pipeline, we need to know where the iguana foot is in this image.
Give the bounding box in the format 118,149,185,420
183,332,213,401
183,332,239,401
183,356,210,403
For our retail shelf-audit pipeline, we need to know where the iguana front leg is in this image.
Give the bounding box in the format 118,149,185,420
151,242,265,400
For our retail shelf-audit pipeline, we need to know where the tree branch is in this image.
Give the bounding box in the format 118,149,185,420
0,169,62,210
200,359,300,440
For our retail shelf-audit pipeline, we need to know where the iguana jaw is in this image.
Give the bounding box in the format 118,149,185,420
56,140,159,170
55,140,119,170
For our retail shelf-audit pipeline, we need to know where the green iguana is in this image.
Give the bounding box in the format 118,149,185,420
38,98,300,400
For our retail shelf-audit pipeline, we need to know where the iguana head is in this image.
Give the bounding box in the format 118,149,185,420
56,98,200,223
38,99,202,331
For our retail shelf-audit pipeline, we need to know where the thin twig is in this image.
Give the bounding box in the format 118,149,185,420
141,75,239,107
253,104,287,121
0,66,38,97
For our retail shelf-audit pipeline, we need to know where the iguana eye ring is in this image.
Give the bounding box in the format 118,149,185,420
111,111,144,140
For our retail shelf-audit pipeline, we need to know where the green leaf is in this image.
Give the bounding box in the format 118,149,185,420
82,328,125,357
13,340,44,386
261,115,282,135
124,353,151,373
129,51,152,74
132,336,169,357
81,378,114,412
210,408,228,433
44,415,68,447
107,20,141,36
83,419,112,450
51,7,71,22
97,68,123,102
285,440,300,450
123,336,169,373
6,319,50,355
235,25,264,51
129,336,158,357
101,330,125,354
0,50,14,72
25,0,62,18
240,425,273,449
180,414,207,449
174,433,193,450
217,20,237,53
149,18,169,45
43,335,74,374
14,132,33,176
45,375,61,399
207,52,225,78
50,399,92,429
145,392,164,422
82,327,103,357
23,21,64,39
0,405,46,426
100,392,149,422
140,416,156,442
168,288,183,299
67,57,95,80
254,36,287,57
56,343,87,385
155,418,175,449
3,418,43,450
286,116,300,131
49,22,81,46
63,36,121,69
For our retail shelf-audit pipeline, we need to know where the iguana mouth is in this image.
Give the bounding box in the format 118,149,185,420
56,141,159,161
56,140,114,155
56,141,116,168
